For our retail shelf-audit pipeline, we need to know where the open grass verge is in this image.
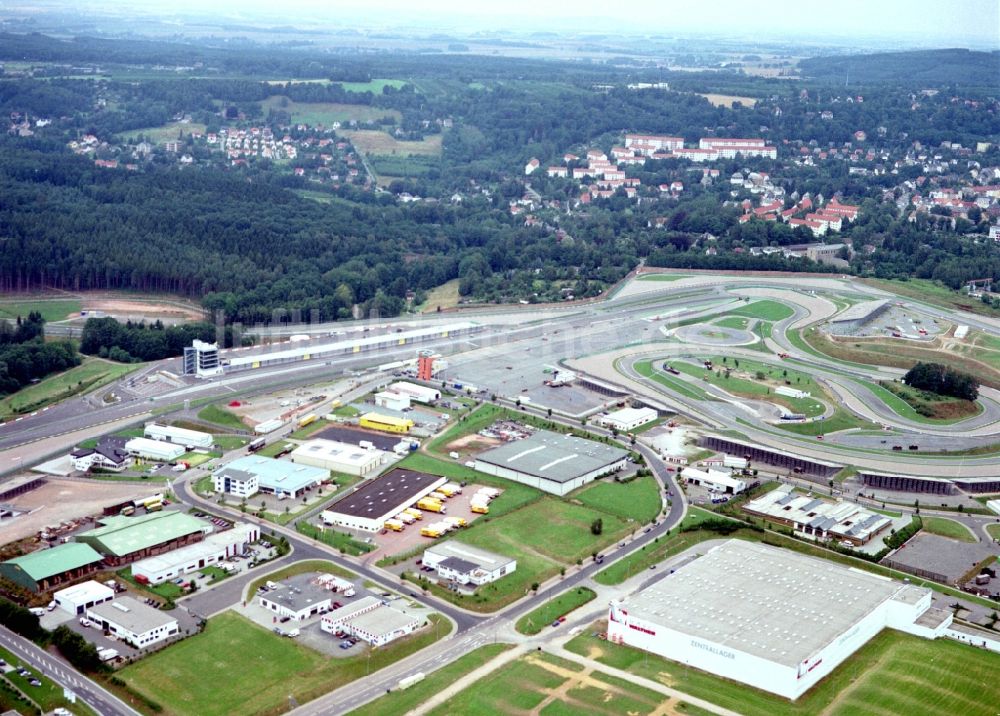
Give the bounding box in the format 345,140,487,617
196,405,246,431
631,359,712,401
572,476,662,524
118,611,446,716
0,645,96,715
515,586,597,634
0,358,138,418
350,644,513,716
296,522,375,556
921,516,977,543
728,300,795,322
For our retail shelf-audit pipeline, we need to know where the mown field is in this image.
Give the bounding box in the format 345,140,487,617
0,297,81,322
0,358,137,417
118,121,207,143
342,130,443,156
566,625,1000,716
120,612,444,716
260,97,401,125
426,652,690,716
515,586,597,635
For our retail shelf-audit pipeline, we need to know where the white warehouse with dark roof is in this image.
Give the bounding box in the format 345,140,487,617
607,540,952,700
473,430,629,496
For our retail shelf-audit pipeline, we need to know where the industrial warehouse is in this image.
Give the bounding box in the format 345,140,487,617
86,596,180,649
597,406,658,432
212,456,329,499
607,540,952,700
74,511,211,567
320,468,446,532
289,439,389,477
0,542,105,592
473,429,629,496
124,437,186,463
131,523,259,585
742,485,894,546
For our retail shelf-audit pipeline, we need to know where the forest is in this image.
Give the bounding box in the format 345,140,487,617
0,35,998,329
0,312,80,395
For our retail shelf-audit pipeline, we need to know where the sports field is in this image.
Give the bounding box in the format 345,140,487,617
566,624,1000,716
573,475,662,523
427,651,687,716
119,612,444,716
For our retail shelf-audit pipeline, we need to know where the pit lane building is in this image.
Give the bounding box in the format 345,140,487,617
607,540,951,700
473,430,629,496
320,468,446,532
827,299,889,334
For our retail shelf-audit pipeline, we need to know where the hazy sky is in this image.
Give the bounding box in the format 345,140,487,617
137,0,1000,48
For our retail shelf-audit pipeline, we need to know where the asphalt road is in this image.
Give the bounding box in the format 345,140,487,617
0,625,141,716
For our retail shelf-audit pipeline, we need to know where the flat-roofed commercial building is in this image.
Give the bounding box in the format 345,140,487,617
75,511,211,567
212,456,328,499
54,580,114,615
258,574,332,622
607,540,951,700
320,596,422,646
0,543,105,592
143,423,213,449
597,407,658,432
87,596,179,649
389,382,441,404
422,541,517,586
131,523,259,585
320,468,446,532
289,439,386,477
473,430,629,496
743,485,892,546
681,466,747,495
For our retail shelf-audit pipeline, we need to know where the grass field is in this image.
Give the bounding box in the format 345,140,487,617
921,516,976,542
118,121,207,143
878,381,981,422
337,79,408,93
418,278,462,312
260,96,401,125
699,93,758,108
212,435,248,451
671,355,827,418
426,651,682,716
0,298,81,322
594,507,722,585
777,408,873,436
572,476,662,524
631,359,712,401
987,523,1000,540
567,624,1000,716
342,130,443,157
296,521,375,555
636,274,686,282
196,405,246,431
120,612,445,716
727,300,795,321
352,644,513,716
515,586,597,634
0,358,137,418
714,316,751,329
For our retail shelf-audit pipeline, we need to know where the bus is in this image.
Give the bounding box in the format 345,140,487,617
247,437,266,453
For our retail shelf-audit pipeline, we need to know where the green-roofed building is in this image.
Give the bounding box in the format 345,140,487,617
75,510,210,567
0,542,104,592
